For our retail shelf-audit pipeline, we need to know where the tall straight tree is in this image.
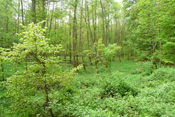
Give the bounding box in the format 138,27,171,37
73,0,78,67
21,0,24,25
100,0,105,45
32,0,36,23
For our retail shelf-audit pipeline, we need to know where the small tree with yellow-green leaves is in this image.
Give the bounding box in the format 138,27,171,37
5,22,81,116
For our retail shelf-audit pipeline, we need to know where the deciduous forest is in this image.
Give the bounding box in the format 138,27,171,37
0,0,175,116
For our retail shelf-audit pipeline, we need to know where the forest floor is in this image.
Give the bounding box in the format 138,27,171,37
1,60,175,116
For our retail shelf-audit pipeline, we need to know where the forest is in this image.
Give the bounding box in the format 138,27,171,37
0,0,175,116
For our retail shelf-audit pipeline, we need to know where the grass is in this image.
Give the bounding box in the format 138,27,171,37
1,60,175,116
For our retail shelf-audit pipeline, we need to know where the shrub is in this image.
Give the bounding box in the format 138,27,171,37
150,67,175,81
136,62,155,76
158,83,175,103
100,74,139,98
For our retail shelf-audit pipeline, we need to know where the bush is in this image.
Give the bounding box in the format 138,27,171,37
100,74,139,98
150,67,175,81
137,62,155,76
158,83,175,103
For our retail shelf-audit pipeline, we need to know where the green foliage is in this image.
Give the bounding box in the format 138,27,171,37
95,39,121,69
53,62,175,116
96,39,121,59
3,22,80,116
0,47,6,60
162,40,175,64
0,0,19,48
124,0,175,64
101,72,139,98
104,44,121,61
1,0,175,116
1,60,175,116
150,67,175,81
136,62,155,76
83,50,93,59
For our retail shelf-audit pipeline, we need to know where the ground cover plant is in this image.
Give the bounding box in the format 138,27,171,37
1,57,175,116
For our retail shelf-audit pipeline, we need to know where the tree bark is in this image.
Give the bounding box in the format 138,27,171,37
1,60,4,81
32,0,36,23
100,0,105,45
73,0,78,67
68,1,72,64
42,0,46,27
21,0,24,25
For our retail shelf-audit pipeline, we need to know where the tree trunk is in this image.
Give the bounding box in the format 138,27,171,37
82,55,86,71
72,0,78,67
86,3,93,43
50,3,55,31
158,0,161,68
40,62,54,117
1,60,4,81
43,78,54,117
25,56,28,71
100,0,105,44
68,3,72,64
80,0,83,52
17,0,20,32
32,0,36,23
42,0,46,27
76,55,79,66
21,0,24,25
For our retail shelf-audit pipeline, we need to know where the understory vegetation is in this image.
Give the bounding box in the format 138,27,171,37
1,60,175,116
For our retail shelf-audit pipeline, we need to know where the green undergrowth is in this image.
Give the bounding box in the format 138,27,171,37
1,60,175,116
57,61,175,116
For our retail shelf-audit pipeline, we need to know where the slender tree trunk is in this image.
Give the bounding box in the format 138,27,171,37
25,56,28,71
80,0,83,46
158,0,161,68
93,0,98,71
93,0,97,45
43,75,52,116
73,0,78,67
68,2,72,64
21,0,24,25
32,0,36,23
43,77,54,117
82,55,86,71
80,0,83,64
50,3,55,31
86,3,93,43
110,19,113,43
115,19,121,62
46,1,50,27
105,13,109,45
85,2,92,65
42,0,46,27
17,0,20,32
1,60,4,81
6,17,9,33
100,0,105,44
76,55,79,66
34,37,53,117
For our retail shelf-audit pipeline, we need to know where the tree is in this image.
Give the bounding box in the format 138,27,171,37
0,47,6,81
5,22,81,116
31,0,37,23
72,0,78,67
